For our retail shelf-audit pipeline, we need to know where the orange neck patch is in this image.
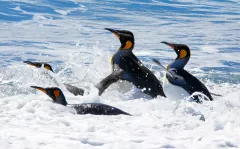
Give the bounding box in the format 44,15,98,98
123,40,132,50
54,90,60,102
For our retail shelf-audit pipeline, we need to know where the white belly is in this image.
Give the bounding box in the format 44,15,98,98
163,74,190,101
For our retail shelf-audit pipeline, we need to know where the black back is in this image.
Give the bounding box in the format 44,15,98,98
71,103,131,115
167,69,213,101
112,51,165,98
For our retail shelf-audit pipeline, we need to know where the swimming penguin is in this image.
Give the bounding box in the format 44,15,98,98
23,61,54,72
24,61,124,96
31,86,130,115
24,61,85,96
154,42,213,103
104,28,166,98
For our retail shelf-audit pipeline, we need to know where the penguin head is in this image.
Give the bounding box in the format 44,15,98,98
161,42,191,69
105,28,134,50
43,63,54,72
31,86,67,106
24,61,54,72
161,42,190,60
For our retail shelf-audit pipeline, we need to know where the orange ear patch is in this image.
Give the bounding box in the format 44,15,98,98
44,65,51,71
54,90,60,101
123,40,132,50
179,49,187,58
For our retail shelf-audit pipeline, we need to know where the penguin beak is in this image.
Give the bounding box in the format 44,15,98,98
23,61,42,68
31,86,47,93
105,28,120,39
161,41,175,49
161,41,180,55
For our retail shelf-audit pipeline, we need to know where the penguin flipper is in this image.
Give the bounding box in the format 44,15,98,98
95,65,124,96
72,103,131,115
64,83,84,96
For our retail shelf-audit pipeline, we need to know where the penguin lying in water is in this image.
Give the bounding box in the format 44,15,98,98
23,61,54,72
31,86,131,115
104,28,166,98
24,61,123,96
24,61,85,96
153,42,213,103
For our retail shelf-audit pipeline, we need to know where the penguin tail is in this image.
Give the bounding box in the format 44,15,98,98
210,92,222,97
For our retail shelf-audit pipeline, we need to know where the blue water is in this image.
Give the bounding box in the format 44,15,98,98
0,0,239,88
1,2,240,148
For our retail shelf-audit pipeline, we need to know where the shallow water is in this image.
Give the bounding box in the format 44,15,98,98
0,0,239,148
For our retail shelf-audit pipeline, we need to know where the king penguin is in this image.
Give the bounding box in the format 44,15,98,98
23,61,54,72
160,42,213,102
104,28,166,98
31,86,130,115
23,61,85,96
24,61,124,96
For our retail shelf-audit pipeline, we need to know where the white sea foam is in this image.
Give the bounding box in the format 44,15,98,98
0,0,239,148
